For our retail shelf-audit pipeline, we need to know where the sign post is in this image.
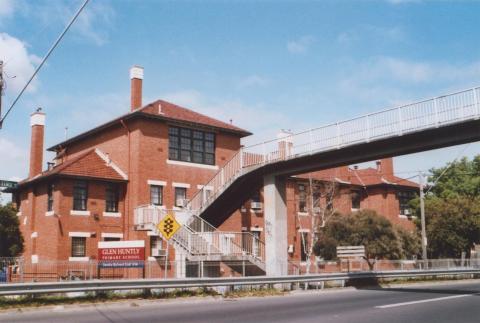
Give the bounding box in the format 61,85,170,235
156,213,181,279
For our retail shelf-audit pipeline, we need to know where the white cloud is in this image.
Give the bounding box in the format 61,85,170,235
237,75,269,89
6,0,115,46
287,35,315,54
0,137,28,180
337,25,406,46
0,32,40,93
161,90,291,146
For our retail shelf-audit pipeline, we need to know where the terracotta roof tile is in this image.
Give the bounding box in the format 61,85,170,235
9,149,127,191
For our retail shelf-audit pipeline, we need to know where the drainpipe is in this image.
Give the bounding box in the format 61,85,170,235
121,119,131,240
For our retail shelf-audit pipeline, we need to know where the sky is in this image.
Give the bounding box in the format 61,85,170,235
1,0,480,200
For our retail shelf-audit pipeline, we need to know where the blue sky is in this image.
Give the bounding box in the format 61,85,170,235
1,0,480,193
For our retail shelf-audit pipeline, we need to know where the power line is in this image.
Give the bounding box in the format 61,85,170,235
0,0,91,129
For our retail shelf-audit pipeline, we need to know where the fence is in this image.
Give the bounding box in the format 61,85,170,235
1,257,479,284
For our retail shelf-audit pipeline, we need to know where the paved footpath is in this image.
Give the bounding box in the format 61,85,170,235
1,280,479,323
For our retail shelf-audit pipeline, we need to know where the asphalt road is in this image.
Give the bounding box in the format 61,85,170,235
1,280,479,323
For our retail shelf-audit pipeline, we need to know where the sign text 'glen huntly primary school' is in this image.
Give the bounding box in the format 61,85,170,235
98,240,145,268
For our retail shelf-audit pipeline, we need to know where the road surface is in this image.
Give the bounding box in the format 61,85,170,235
1,280,479,323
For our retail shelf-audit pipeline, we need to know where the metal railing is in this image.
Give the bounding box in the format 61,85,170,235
188,87,480,215
133,206,265,264
1,267,479,296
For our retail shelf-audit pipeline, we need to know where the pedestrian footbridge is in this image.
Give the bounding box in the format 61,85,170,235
136,87,480,276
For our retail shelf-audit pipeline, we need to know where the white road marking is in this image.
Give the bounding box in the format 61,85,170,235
375,293,477,309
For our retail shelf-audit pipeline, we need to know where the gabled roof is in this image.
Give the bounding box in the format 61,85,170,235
5,148,127,192
48,99,252,152
294,167,418,189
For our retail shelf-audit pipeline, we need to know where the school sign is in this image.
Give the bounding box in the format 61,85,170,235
98,240,145,268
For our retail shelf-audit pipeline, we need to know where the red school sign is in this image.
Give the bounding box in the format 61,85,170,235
98,240,145,262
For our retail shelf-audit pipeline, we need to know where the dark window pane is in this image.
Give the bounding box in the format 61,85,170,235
71,237,86,257
47,183,54,211
205,153,214,165
205,141,214,153
175,187,187,207
169,148,179,160
193,131,203,139
180,128,191,137
168,127,179,135
105,184,119,212
192,152,203,163
180,137,191,150
150,185,163,205
169,136,179,148
193,140,203,152
73,180,88,211
180,150,191,162
205,133,214,141
168,126,215,166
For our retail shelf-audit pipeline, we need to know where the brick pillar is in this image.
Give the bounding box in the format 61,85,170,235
29,109,45,178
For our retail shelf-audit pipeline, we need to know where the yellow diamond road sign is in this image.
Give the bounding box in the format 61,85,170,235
157,214,181,240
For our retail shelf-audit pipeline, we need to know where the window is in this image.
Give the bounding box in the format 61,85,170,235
104,237,120,242
168,126,215,165
150,185,163,206
351,191,361,210
73,180,88,211
71,237,86,257
398,191,415,216
175,187,187,207
105,184,119,212
300,232,309,262
150,236,163,256
298,184,307,212
47,183,54,211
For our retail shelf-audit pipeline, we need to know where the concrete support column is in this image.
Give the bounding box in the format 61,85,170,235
263,175,288,276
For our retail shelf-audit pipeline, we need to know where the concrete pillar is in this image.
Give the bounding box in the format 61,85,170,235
263,175,288,276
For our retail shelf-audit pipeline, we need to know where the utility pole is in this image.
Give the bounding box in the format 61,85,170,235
0,60,4,125
419,172,428,263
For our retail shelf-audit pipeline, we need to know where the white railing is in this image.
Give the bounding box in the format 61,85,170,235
133,205,265,262
188,87,480,215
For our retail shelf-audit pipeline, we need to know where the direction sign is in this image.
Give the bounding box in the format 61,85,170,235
157,213,181,240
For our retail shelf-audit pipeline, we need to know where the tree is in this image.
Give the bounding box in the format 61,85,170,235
414,196,480,258
313,210,419,268
0,203,24,257
410,156,480,258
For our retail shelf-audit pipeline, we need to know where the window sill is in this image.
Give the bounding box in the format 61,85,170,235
103,212,121,218
45,210,55,217
297,212,309,217
172,206,183,211
351,208,360,212
70,210,90,216
69,257,89,262
148,256,157,261
166,159,219,170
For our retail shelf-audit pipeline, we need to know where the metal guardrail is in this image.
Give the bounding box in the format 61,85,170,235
188,86,480,215
0,268,478,296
